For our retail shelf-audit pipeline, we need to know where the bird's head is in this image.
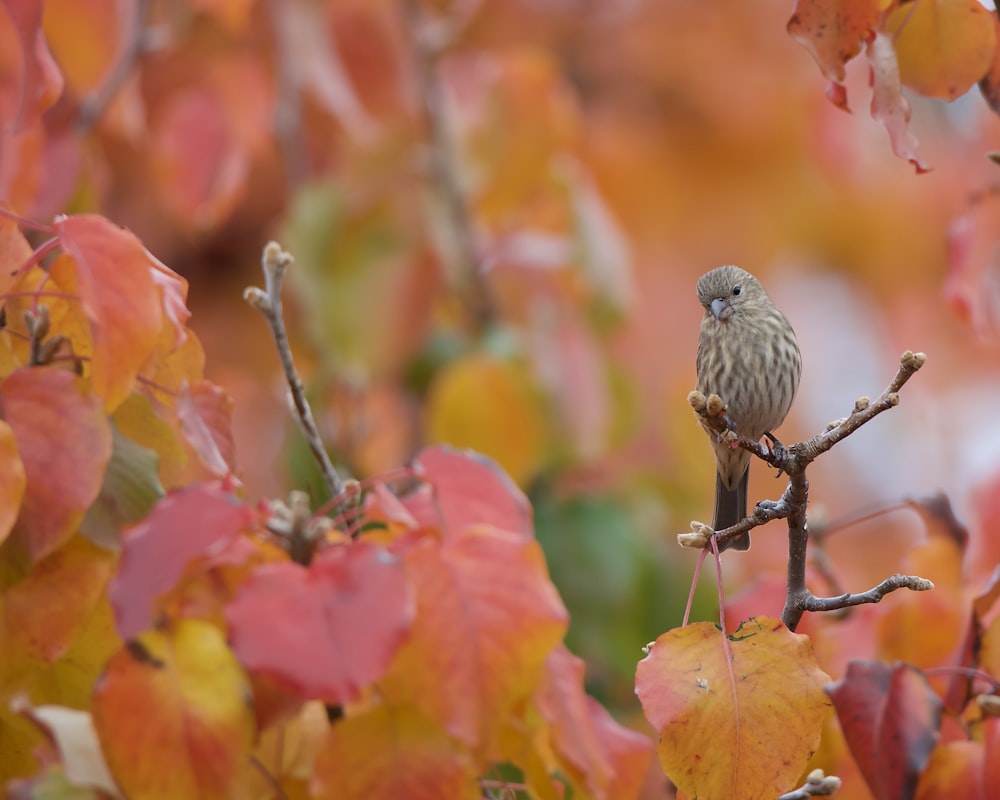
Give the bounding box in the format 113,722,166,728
696,265,764,321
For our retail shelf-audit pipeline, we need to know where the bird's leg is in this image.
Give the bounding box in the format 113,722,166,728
763,431,789,476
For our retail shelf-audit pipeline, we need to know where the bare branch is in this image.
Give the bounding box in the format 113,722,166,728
686,351,932,632
800,350,926,463
801,574,934,613
244,242,345,502
76,0,154,133
399,0,493,331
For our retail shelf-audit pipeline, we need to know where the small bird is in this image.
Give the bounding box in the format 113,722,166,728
695,266,801,551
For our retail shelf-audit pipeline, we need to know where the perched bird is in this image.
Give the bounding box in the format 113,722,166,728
695,265,801,551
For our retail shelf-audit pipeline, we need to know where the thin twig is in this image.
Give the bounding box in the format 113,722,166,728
244,242,344,502
399,0,493,331
264,0,308,187
76,0,153,133
686,350,931,631
801,574,934,613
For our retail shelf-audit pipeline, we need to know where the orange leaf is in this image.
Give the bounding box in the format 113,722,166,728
0,367,111,562
148,253,191,349
227,542,413,705
379,528,568,753
537,645,653,800
188,0,256,35
424,355,547,488
865,32,930,173
787,0,881,82
411,445,533,540
110,481,254,639
311,704,480,800
827,660,942,800
915,740,987,800
886,0,997,101
2,535,114,680
92,619,255,800
982,613,1000,678
635,618,831,800
0,419,25,544
53,214,163,410
175,379,236,477
41,0,121,94
0,0,63,132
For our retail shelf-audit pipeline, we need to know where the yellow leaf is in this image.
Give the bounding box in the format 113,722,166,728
887,0,997,100
635,618,832,800
425,354,547,487
93,620,255,800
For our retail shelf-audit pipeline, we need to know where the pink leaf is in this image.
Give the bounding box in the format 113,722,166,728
865,33,930,174
227,542,413,704
412,446,532,540
110,482,254,638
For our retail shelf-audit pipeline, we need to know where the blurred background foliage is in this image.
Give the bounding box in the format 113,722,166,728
6,0,1000,794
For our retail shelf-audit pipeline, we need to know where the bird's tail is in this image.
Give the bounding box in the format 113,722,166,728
712,467,750,551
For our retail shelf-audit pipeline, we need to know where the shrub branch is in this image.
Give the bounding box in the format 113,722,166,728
684,350,932,631
244,242,344,503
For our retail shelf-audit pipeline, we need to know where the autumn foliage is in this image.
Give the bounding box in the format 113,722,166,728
4,1,1000,800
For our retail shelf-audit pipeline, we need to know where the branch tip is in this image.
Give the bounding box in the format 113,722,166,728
901,350,927,369
705,393,726,417
978,694,1000,717
243,286,270,312
687,390,707,412
262,240,293,276
778,769,842,799
678,522,713,549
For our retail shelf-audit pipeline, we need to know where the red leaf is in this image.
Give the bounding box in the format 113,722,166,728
412,445,533,540
538,646,652,800
176,380,236,477
151,87,251,230
0,368,111,562
227,542,413,705
826,80,851,112
827,660,942,800
787,0,879,83
0,0,63,131
865,33,930,174
110,482,254,639
53,214,163,410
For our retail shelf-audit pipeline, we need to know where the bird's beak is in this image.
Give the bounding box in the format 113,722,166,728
710,298,733,321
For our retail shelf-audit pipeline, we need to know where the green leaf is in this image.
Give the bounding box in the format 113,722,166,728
80,424,164,549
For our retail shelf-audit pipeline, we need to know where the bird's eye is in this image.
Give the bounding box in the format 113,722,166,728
732,285,742,296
